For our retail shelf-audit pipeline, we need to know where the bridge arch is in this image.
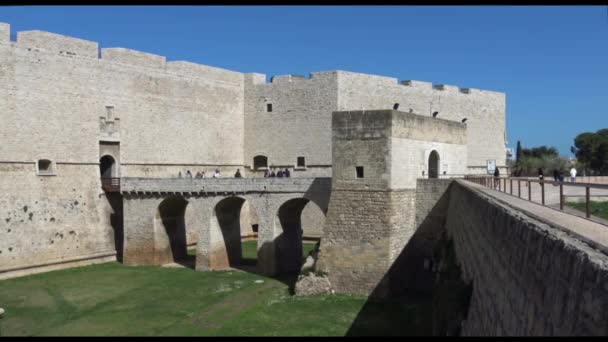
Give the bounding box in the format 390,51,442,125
155,195,189,266
275,197,326,274
209,196,260,269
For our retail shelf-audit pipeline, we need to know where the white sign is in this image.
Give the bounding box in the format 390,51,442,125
487,160,496,175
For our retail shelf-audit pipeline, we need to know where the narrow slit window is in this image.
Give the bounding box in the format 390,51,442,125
356,166,364,178
393,103,399,110
267,103,273,112
297,157,305,167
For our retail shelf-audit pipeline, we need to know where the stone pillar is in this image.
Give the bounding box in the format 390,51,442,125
256,196,280,276
122,195,157,265
316,189,396,297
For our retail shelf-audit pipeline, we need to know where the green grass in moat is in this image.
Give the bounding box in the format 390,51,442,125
0,241,431,336
566,201,608,220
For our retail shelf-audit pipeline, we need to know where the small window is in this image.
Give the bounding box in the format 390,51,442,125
267,103,273,112
37,159,54,175
253,155,268,169
393,103,399,110
297,157,306,168
356,166,364,178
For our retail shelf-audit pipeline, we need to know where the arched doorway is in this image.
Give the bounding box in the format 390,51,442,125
155,196,190,266
428,150,440,179
100,155,116,178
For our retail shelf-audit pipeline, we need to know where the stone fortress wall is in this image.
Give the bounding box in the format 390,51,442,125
0,23,245,277
316,110,468,296
0,22,505,278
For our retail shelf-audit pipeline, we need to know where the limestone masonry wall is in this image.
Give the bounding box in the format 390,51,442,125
0,163,116,279
0,21,508,280
244,72,338,177
446,181,608,336
336,71,506,173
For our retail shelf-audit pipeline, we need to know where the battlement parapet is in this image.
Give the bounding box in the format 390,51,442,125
166,61,243,84
400,79,433,89
258,71,338,85
16,30,98,58
269,74,309,84
101,47,166,68
0,22,9,43
244,73,267,85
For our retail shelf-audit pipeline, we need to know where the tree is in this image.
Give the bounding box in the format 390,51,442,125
573,128,608,175
516,140,522,162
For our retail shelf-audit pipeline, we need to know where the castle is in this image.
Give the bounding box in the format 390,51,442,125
0,22,506,281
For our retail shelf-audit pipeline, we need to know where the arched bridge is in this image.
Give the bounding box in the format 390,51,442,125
119,177,332,276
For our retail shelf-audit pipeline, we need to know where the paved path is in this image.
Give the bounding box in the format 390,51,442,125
462,180,608,254
488,180,608,205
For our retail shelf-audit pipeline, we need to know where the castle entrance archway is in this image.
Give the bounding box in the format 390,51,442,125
100,155,116,178
428,150,440,178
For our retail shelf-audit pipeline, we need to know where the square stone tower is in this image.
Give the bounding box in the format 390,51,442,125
315,109,467,297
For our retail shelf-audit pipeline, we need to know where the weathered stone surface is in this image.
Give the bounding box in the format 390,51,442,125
294,273,333,296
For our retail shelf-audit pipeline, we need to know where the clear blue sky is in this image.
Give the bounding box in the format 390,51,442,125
1,6,606,157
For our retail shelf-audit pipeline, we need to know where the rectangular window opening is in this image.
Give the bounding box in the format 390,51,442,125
267,103,273,112
297,156,305,167
356,166,364,178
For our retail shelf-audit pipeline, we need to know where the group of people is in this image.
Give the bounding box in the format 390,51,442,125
263,168,290,178
547,167,577,184
178,169,238,179
492,166,578,188
177,167,296,178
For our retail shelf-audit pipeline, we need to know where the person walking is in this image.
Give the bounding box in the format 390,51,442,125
270,169,276,177
538,168,544,182
277,169,284,178
553,169,560,185
284,168,290,178
493,167,500,189
213,169,221,178
570,167,577,183
186,170,192,178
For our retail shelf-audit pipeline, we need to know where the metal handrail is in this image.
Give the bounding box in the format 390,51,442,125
464,175,608,222
101,177,120,192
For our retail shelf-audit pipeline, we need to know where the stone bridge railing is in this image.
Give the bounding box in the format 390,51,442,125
120,177,332,195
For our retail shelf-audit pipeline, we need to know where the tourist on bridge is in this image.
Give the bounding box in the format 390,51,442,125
570,167,577,183
235,169,242,178
538,168,544,181
284,168,290,178
186,170,192,178
195,171,202,179
201,171,206,179
553,169,560,185
269,169,276,177
263,169,269,178
213,169,221,178
277,169,284,177
493,167,500,189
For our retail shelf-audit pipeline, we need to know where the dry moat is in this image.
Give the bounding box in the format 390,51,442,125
0,241,433,336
